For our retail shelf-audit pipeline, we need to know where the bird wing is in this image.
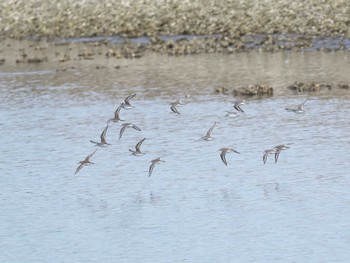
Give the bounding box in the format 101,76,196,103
206,122,216,136
285,107,295,112
170,105,180,114
149,162,156,177
114,104,123,118
131,124,142,131
100,124,109,142
274,150,281,163
233,149,241,154
302,97,309,105
220,151,228,166
135,138,146,151
119,124,128,140
75,163,85,174
263,152,268,164
90,140,98,145
124,94,136,105
87,149,97,160
263,150,271,164
234,105,244,113
298,97,309,110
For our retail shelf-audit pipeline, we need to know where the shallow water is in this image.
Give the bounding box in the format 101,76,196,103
1,51,350,262
50,34,350,51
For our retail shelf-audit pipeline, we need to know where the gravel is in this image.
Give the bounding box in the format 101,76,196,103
1,0,349,39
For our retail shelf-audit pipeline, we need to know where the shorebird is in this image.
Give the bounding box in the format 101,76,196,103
263,149,275,164
121,94,136,109
273,144,290,163
119,123,142,140
75,149,97,174
129,138,146,156
107,104,124,124
201,122,217,141
219,147,240,166
286,97,309,113
233,100,246,113
149,157,165,177
90,124,111,146
170,99,183,115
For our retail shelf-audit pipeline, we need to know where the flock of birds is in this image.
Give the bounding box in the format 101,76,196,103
75,94,165,176
75,95,310,176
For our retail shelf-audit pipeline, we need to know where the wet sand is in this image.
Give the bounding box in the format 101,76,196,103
1,39,349,99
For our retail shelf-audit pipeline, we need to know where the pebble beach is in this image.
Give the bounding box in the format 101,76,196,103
1,0,350,56
1,0,350,38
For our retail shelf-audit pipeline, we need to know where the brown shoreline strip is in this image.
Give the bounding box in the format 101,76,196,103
1,0,349,39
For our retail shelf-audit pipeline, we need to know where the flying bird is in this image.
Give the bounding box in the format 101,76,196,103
233,100,246,113
129,138,146,156
263,149,275,164
170,99,183,115
75,149,97,174
286,97,309,113
90,124,111,146
219,147,240,166
107,104,124,124
121,94,136,109
273,144,290,163
201,122,217,141
149,157,165,177
119,123,142,140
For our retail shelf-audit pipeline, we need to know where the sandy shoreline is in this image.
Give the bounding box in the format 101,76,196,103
1,1,350,69
1,0,349,39
0,38,349,98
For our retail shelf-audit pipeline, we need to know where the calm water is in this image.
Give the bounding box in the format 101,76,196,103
1,50,350,262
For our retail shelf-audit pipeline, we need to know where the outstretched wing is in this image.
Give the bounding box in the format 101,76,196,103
274,150,281,163
149,162,156,177
115,104,123,118
119,124,128,140
124,94,136,105
87,149,97,160
100,124,109,142
131,124,142,131
234,105,244,113
297,97,309,111
206,122,216,136
75,163,85,175
135,138,146,151
263,150,271,164
170,105,180,114
220,151,228,166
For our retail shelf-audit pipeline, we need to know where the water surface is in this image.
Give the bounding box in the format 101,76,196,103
1,51,350,262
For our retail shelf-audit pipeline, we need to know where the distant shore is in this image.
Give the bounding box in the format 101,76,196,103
1,0,350,63
1,0,349,39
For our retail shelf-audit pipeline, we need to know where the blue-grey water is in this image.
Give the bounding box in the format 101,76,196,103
1,50,350,262
52,33,350,51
